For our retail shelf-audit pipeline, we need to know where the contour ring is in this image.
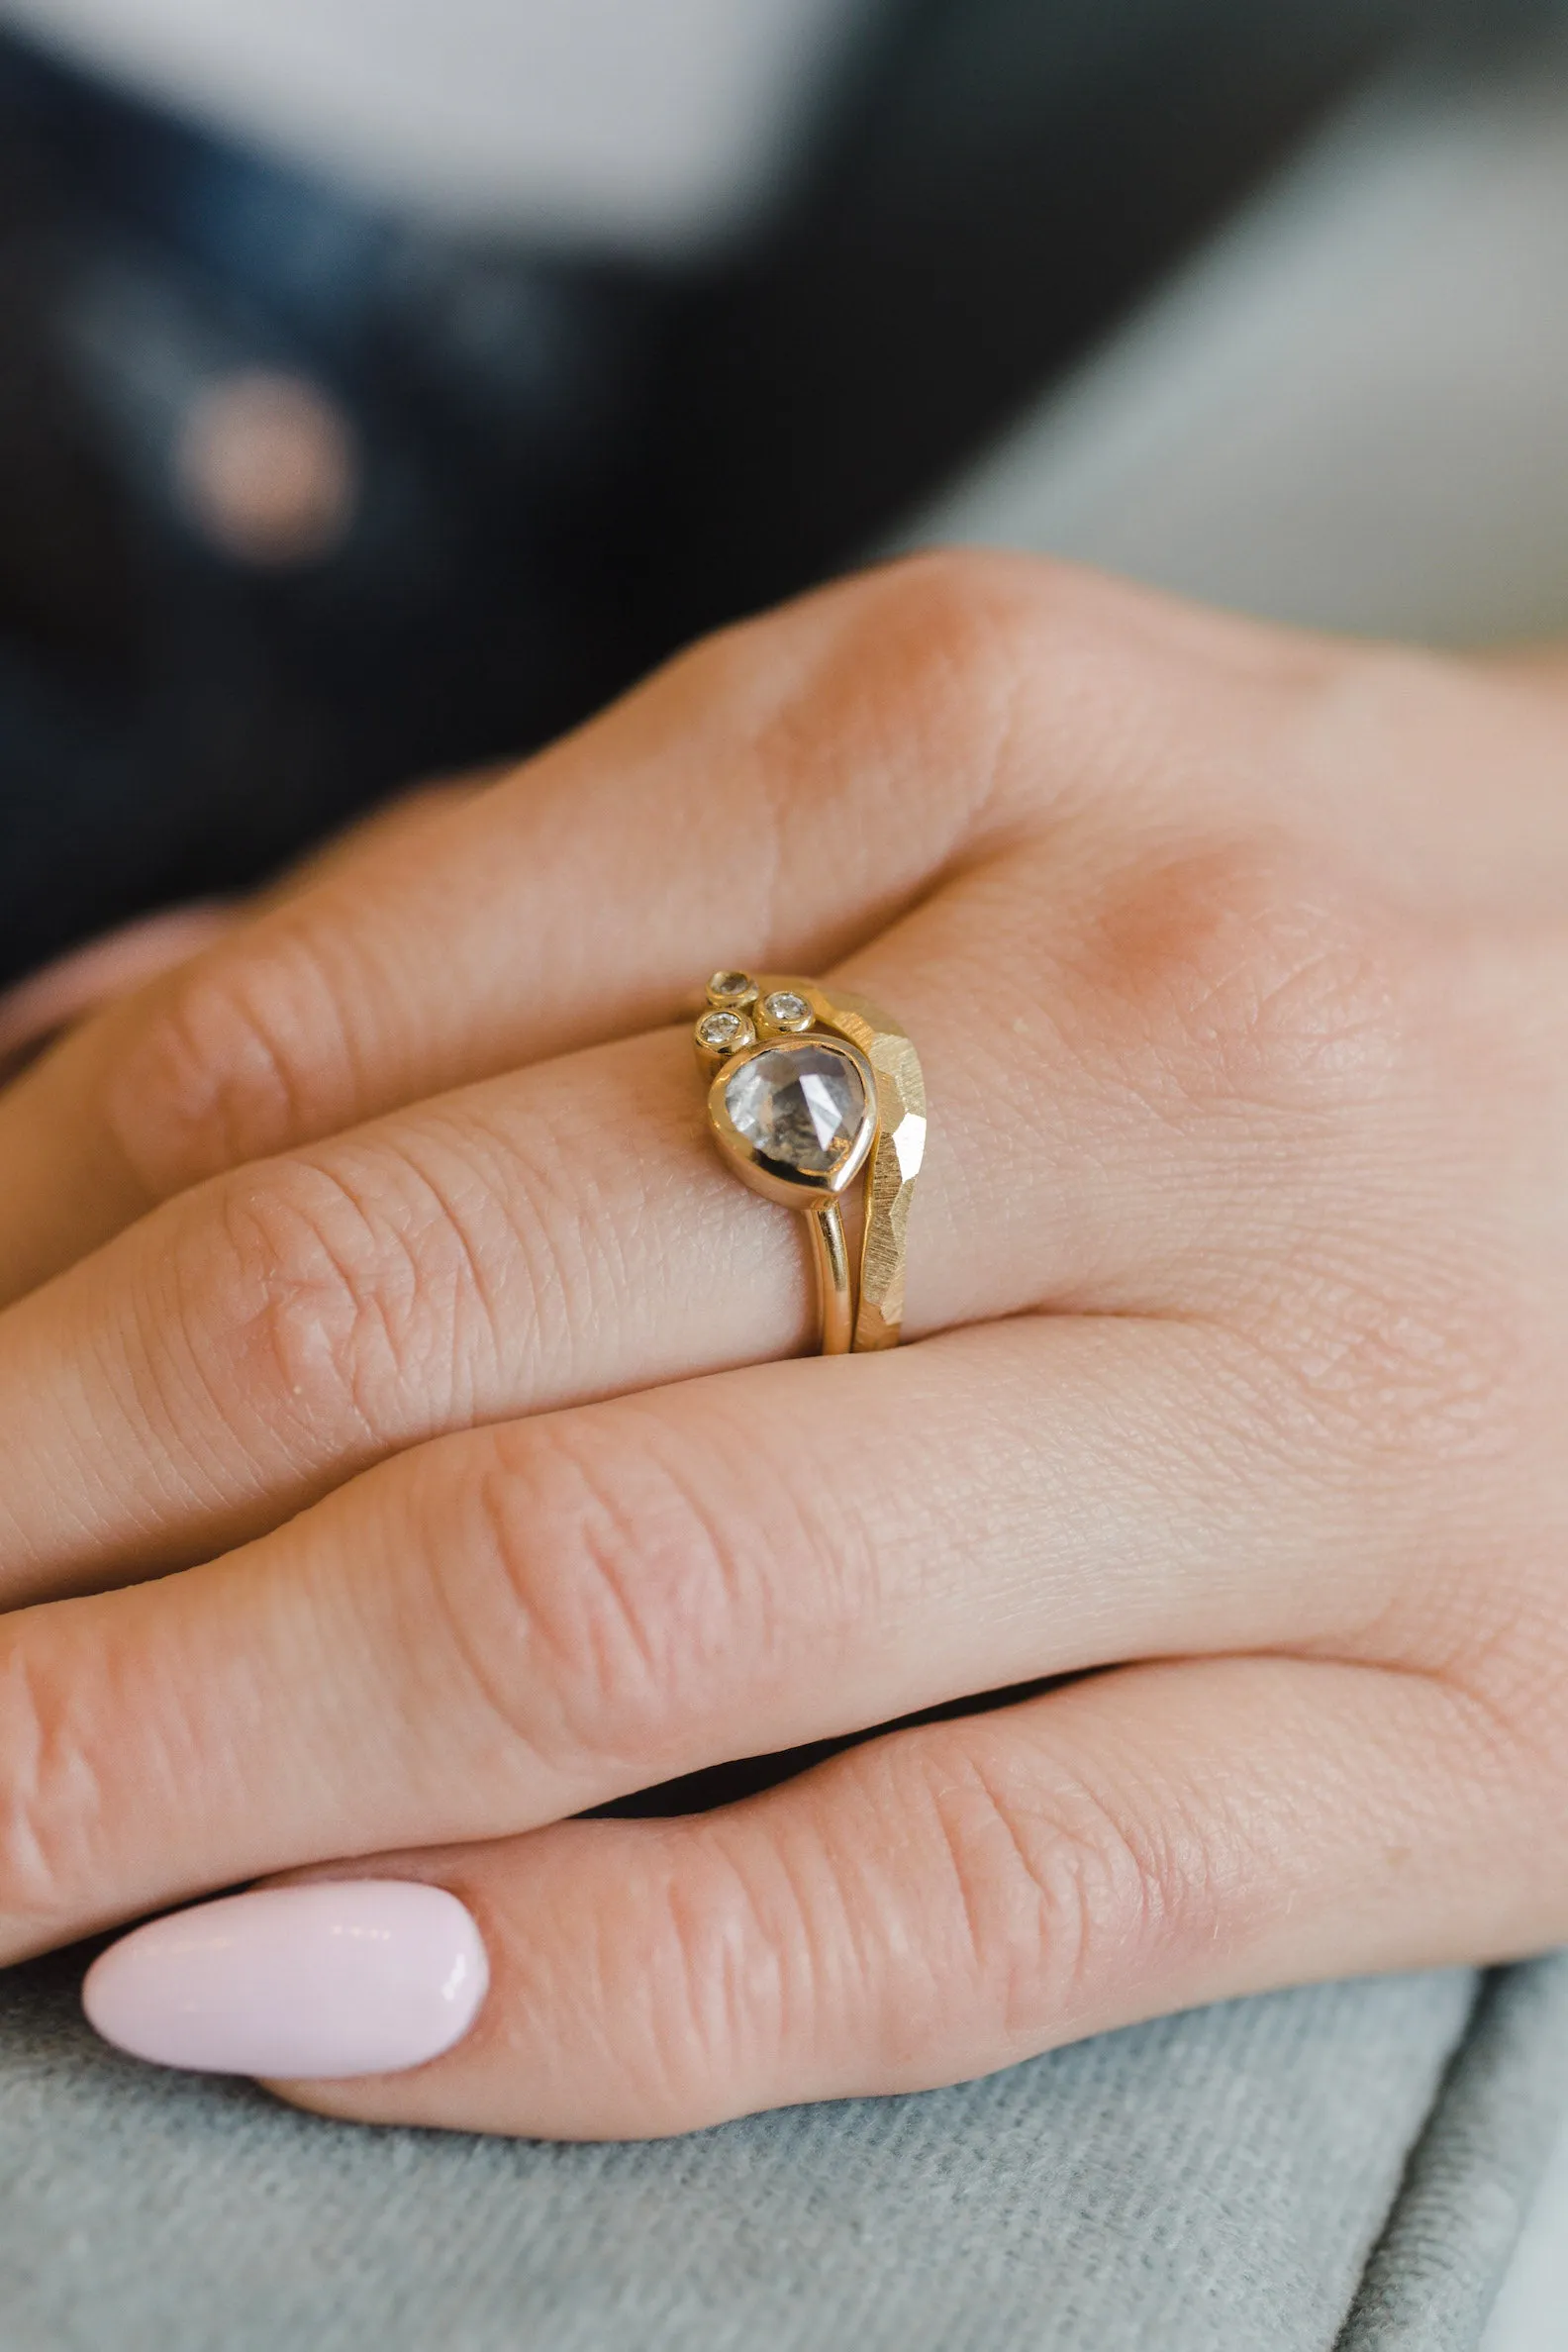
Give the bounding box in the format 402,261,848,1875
694,972,928,1356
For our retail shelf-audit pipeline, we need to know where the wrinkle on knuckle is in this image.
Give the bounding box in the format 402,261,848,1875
457,1110,615,1393
104,931,352,1199
915,1740,1222,2044
463,1414,771,1774
0,1640,106,1937
175,1151,475,1459
387,1446,550,1778
641,1834,794,2108
638,1800,888,2114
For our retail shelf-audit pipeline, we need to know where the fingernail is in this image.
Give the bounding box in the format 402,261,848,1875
82,1882,488,2080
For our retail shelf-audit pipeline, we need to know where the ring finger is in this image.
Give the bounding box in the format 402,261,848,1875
0,833,1400,1612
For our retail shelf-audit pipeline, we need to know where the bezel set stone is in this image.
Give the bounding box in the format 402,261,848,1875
707,1031,879,1207
758,989,814,1033
706,969,758,1009
695,1007,754,1054
722,1040,870,1184
695,974,821,1063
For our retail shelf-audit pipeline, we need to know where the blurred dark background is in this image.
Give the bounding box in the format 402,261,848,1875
0,0,1527,987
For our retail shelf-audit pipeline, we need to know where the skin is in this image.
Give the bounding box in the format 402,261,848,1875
0,549,1566,2138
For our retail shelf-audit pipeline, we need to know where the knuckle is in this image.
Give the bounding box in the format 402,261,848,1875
695,550,1072,836
916,1737,1224,2043
453,1413,770,1773
638,1838,791,2114
1057,829,1542,1504
172,1150,476,1454
851,547,1065,674
1077,835,1412,1127
0,1640,105,1939
104,930,349,1197
838,553,1268,833
710,545,1054,696
805,551,1064,803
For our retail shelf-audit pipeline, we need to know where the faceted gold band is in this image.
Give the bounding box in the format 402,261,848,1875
694,971,928,1356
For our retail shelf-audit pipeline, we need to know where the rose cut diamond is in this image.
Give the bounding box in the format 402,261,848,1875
724,1044,867,1177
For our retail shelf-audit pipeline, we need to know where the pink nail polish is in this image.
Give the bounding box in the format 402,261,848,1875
82,1881,488,2080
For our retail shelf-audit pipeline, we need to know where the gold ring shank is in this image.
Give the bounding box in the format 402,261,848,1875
810,1201,853,1356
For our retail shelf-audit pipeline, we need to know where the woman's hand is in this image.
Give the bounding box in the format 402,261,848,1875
0,552,1565,2138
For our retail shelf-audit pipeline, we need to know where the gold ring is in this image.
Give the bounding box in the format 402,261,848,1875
694,971,928,1356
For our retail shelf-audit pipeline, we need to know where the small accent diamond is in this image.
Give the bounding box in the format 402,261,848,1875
707,970,755,1004
760,990,813,1031
696,1009,750,1052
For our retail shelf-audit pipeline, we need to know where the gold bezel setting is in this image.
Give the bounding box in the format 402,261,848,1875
694,1006,756,1059
756,989,815,1037
693,968,926,1357
705,969,759,1011
706,1033,878,1210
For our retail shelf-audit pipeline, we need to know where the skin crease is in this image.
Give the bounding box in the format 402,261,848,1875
0,551,1565,2137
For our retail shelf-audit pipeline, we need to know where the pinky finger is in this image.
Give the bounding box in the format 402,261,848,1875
86,1656,1555,2140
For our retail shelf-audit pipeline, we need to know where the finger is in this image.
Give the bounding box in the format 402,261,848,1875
0,780,1455,1606
0,905,236,1080
0,780,491,1294
91,1653,1555,2136
0,1317,1458,1963
0,553,1332,1298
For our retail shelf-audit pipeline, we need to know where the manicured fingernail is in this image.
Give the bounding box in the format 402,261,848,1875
82,1882,488,2080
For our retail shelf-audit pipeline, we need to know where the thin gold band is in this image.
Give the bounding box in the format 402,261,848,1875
694,970,927,1356
810,1201,854,1357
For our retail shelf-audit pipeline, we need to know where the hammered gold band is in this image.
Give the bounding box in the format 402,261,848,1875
694,971,928,1356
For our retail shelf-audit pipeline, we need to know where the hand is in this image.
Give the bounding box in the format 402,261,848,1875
0,553,1565,2138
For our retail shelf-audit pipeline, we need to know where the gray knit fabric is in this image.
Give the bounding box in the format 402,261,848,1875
1339,1956,1568,2352
0,1944,1476,2352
